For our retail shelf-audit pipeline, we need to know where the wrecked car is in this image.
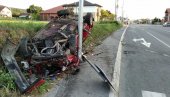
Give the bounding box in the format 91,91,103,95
1,13,94,93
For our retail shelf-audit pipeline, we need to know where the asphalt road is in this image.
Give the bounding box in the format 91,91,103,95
119,24,170,97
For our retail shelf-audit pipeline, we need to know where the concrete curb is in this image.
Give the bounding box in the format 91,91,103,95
43,75,69,97
109,25,129,97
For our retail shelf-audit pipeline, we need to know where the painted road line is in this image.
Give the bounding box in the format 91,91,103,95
142,90,166,97
109,25,129,97
145,31,170,49
133,38,151,48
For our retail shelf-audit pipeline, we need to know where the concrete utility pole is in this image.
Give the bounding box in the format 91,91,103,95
78,0,84,59
115,0,119,21
122,0,124,23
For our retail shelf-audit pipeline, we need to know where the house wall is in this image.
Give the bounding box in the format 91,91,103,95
0,7,12,17
65,6,101,21
40,13,58,21
165,12,170,22
167,15,170,22
73,6,97,14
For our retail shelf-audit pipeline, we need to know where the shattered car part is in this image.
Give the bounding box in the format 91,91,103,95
82,55,117,92
1,39,45,93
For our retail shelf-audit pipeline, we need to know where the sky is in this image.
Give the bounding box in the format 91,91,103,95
0,0,170,20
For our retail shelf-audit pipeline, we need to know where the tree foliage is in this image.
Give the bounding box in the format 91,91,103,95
140,19,150,24
57,8,74,18
11,8,26,17
152,17,161,24
27,5,42,20
100,9,115,21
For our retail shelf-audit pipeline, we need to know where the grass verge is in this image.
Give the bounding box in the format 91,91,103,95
0,20,48,48
84,21,122,52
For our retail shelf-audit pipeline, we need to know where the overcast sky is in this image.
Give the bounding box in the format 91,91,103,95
0,0,170,20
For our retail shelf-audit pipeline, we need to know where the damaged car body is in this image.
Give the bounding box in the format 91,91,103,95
1,13,94,93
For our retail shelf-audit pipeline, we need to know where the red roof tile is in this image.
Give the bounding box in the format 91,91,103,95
41,6,64,14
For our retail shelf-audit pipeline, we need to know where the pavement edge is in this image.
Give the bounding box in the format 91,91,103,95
109,25,129,97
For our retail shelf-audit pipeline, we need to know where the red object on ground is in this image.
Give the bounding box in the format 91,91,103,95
67,55,80,67
26,79,45,93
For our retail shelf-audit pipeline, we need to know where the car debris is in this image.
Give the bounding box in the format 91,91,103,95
1,39,45,93
82,55,116,92
1,12,94,93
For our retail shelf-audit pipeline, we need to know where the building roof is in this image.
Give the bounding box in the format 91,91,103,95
63,0,102,7
0,5,5,11
41,6,64,14
165,8,170,13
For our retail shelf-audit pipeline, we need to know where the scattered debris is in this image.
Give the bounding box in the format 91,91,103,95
123,51,136,54
92,52,104,56
1,13,94,93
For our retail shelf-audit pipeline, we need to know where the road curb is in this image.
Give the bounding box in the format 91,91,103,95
109,25,129,97
43,75,69,97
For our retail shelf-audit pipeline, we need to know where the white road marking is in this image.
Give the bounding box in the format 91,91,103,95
163,54,169,57
145,31,170,48
109,25,129,97
133,38,144,42
144,49,157,53
142,90,166,97
133,38,151,48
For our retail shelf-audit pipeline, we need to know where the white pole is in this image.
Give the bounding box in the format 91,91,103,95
115,0,117,20
122,0,124,23
78,0,84,59
115,0,118,21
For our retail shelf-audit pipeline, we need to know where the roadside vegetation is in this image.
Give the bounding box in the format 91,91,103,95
0,19,122,97
84,21,122,52
0,20,47,48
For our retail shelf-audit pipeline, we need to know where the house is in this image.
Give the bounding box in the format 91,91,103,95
0,5,12,18
63,0,102,21
165,8,170,22
40,6,64,21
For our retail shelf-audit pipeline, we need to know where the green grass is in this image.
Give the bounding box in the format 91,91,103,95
0,67,17,97
0,20,48,48
84,21,122,52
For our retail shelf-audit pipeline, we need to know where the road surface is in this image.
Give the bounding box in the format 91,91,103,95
119,24,170,97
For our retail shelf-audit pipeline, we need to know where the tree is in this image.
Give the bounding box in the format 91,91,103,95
152,17,161,24
100,9,115,21
100,9,109,20
27,5,42,20
11,8,26,17
57,8,74,18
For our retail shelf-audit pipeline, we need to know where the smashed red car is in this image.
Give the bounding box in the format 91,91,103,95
1,13,94,93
